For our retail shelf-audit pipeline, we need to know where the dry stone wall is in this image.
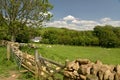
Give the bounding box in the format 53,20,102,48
64,59,120,80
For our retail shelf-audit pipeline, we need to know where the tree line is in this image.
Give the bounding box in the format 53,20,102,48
0,17,120,48
41,25,120,48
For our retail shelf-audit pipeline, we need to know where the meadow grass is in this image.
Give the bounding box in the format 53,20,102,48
35,44,120,65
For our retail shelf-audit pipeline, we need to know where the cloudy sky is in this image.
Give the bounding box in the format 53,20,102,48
46,0,120,30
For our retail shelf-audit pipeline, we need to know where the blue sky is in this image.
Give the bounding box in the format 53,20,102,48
46,0,120,30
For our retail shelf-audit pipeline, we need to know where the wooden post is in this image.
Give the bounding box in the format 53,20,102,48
65,59,69,67
7,44,10,61
35,49,39,80
35,49,39,62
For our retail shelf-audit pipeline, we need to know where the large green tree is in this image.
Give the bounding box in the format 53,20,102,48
0,0,53,41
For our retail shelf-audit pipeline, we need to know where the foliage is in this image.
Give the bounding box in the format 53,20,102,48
0,20,41,43
16,26,41,43
94,25,120,47
0,0,53,41
0,14,9,40
40,25,120,48
41,27,99,46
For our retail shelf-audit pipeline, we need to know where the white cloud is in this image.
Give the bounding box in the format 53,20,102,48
72,20,99,26
45,15,120,31
72,19,80,24
63,15,76,21
100,17,120,27
100,17,112,22
46,20,68,28
71,19,100,30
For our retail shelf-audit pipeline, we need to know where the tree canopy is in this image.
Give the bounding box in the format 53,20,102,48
40,26,120,48
0,0,53,41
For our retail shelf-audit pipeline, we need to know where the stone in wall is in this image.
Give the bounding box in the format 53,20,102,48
63,59,120,80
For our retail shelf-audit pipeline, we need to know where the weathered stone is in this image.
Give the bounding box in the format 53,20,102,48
77,67,83,74
91,64,101,76
73,70,79,77
63,71,73,78
66,60,76,70
63,59,120,80
116,65,120,74
56,67,60,70
95,60,102,65
108,73,115,80
100,65,109,73
79,65,91,75
103,70,111,80
114,73,120,80
76,59,90,65
97,70,104,80
109,65,115,72
80,74,86,80
86,74,98,80
72,62,79,71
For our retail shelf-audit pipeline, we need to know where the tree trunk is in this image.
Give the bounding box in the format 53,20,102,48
11,35,16,42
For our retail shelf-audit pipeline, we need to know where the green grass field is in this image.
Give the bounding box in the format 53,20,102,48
34,44,120,65
1,44,120,68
